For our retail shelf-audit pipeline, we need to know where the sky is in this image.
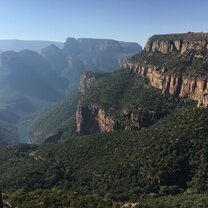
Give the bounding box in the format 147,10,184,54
0,0,207,46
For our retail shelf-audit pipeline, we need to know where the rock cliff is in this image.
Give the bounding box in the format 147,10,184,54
120,203,139,208
197,92,208,108
76,103,115,135
76,102,160,135
145,32,208,54
124,61,208,100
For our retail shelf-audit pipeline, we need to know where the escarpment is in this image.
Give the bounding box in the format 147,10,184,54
124,32,208,108
37,32,208,140
124,61,208,100
145,32,208,54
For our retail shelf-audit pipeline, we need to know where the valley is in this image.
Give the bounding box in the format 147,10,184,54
0,37,141,145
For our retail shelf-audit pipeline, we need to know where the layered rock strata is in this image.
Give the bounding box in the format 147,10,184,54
145,32,208,54
124,61,208,101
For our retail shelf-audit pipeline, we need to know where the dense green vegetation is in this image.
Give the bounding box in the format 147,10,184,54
5,188,120,208
138,194,208,208
1,103,208,206
0,106,19,146
5,190,208,208
0,120,19,146
29,90,81,144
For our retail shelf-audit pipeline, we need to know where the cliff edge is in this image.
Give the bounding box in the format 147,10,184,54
145,32,208,54
125,32,208,107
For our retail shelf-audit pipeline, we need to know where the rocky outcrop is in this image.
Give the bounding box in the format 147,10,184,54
3,201,12,208
76,103,159,135
197,92,208,108
79,72,96,94
120,203,139,208
145,32,208,54
120,108,142,131
76,103,115,135
0,190,12,208
124,61,208,101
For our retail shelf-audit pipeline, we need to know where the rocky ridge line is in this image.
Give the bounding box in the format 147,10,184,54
145,32,208,54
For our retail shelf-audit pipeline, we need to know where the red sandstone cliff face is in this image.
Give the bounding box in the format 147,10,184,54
75,102,158,135
145,33,208,54
123,61,208,101
77,72,119,135
76,103,115,135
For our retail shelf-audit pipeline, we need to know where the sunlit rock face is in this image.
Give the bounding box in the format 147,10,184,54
145,32,208,54
76,103,115,135
124,62,208,101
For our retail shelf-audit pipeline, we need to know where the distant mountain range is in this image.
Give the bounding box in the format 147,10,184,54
0,39,64,53
44,38,142,91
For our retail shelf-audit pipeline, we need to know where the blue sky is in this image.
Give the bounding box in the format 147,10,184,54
0,0,207,46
